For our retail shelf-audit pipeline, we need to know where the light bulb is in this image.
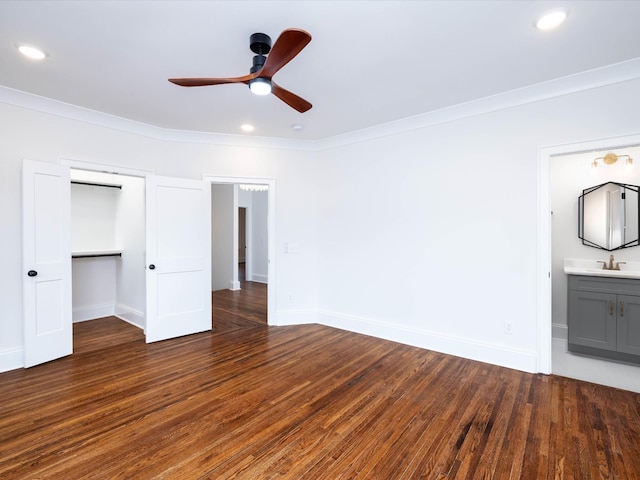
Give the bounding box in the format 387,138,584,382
16,44,47,60
535,9,568,31
249,78,272,96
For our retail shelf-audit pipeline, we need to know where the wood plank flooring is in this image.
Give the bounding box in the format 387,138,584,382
1,282,639,479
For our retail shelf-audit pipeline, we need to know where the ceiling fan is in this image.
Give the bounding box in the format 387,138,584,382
169,28,312,113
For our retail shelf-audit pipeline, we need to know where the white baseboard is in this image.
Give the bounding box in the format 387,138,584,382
0,346,24,373
273,309,318,326
115,304,145,329
229,280,241,291
249,273,268,284
317,310,538,373
552,322,568,340
73,303,116,322
552,338,640,393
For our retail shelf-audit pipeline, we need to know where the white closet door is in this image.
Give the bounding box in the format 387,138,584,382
145,175,211,342
22,160,72,367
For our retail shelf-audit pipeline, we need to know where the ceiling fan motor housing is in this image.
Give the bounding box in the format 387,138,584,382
249,33,271,74
250,33,271,54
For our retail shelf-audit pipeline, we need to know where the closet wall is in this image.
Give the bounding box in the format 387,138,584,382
70,169,145,328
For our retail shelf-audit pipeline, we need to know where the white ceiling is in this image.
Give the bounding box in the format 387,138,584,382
1,1,640,141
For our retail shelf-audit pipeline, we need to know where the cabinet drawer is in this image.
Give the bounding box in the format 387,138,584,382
569,275,640,295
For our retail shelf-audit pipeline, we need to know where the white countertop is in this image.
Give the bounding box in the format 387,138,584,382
564,258,640,279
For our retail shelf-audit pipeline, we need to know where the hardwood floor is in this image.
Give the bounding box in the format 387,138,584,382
1,282,639,479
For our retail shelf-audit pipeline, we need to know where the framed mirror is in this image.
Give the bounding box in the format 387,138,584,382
579,181,640,251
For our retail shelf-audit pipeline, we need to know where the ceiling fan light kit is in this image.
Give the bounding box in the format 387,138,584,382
168,28,312,112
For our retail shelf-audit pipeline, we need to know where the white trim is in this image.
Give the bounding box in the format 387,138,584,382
275,309,318,326
115,304,145,329
552,338,640,393
73,303,116,323
537,132,640,374
3,58,640,151
0,347,24,373
552,323,568,340
204,175,276,326
316,58,640,151
0,85,315,151
249,273,268,284
232,185,240,289
60,157,152,177
318,310,537,373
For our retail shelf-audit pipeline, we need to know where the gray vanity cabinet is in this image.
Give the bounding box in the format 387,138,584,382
617,295,640,356
568,275,640,364
568,290,617,351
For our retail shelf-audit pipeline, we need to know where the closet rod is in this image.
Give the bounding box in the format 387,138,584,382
71,180,122,189
72,252,122,259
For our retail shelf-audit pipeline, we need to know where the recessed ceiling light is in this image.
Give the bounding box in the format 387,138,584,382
535,9,568,31
16,44,47,60
240,124,255,132
291,124,303,131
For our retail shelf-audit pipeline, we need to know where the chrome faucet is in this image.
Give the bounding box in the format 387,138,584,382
597,255,626,271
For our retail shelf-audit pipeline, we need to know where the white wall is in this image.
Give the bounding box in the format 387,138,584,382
115,174,145,327
316,77,640,375
70,177,118,252
71,256,118,321
211,184,235,291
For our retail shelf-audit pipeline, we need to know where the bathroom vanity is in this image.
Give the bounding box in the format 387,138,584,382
567,273,640,364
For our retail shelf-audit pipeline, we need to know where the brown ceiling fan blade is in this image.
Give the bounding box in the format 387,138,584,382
260,29,311,78
169,73,256,87
272,83,312,113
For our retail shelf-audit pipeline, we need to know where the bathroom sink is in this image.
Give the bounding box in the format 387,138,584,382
564,258,640,279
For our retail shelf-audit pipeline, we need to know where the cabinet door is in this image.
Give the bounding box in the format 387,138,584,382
568,290,617,351
617,295,640,356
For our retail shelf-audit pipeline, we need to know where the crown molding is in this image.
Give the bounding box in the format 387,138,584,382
315,57,640,151
0,85,317,151
2,57,640,153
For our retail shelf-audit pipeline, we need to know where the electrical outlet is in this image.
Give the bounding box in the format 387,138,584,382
504,320,513,334
288,294,294,303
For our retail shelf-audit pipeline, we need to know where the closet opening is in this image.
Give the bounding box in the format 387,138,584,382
70,169,146,335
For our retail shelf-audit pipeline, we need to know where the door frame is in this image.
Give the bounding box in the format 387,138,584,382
204,175,276,326
537,132,640,374
60,158,152,179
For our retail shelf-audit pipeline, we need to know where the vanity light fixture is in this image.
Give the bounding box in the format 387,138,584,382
591,152,633,169
535,9,568,31
240,184,268,192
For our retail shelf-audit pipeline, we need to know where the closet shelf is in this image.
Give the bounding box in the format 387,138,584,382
72,249,122,258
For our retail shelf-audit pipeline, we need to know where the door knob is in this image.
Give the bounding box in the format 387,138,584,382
27,270,38,277
149,264,156,270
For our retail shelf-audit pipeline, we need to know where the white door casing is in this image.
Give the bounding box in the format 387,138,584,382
145,175,212,342
22,160,72,367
